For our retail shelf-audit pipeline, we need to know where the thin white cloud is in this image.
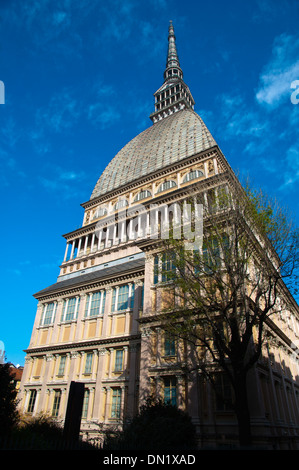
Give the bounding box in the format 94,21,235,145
36,90,80,133
87,103,120,129
256,33,299,108
217,93,269,142
279,144,299,190
39,165,88,199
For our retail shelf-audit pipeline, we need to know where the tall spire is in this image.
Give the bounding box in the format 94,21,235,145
164,20,182,78
150,21,195,123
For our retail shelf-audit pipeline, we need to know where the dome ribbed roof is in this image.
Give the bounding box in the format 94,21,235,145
91,109,216,199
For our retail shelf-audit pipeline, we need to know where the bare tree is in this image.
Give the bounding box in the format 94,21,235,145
155,181,299,447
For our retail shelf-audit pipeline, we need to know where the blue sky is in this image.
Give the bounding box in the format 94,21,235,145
1,0,298,366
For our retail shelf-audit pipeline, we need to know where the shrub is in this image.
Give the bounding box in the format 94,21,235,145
103,398,197,451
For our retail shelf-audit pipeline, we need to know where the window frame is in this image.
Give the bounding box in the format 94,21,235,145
82,389,90,419
85,290,106,318
114,349,124,372
27,389,37,413
134,189,151,202
84,352,93,375
182,169,204,183
61,296,81,323
58,355,67,376
156,180,177,194
164,333,176,357
111,283,135,312
52,390,62,417
111,388,122,419
41,302,56,326
164,377,177,406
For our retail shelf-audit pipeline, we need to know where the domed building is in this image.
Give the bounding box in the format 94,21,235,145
18,22,299,449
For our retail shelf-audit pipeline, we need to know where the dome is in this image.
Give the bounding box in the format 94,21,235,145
91,108,216,199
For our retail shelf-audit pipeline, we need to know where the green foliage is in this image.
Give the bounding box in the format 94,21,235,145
14,414,65,449
0,413,99,450
0,363,19,436
103,398,197,451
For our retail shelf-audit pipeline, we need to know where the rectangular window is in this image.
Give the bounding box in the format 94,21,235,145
214,374,233,411
62,297,80,322
117,284,129,310
111,288,117,312
114,349,124,372
162,253,176,282
202,238,220,274
85,291,106,317
111,284,134,312
41,302,56,325
27,389,37,413
82,389,90,419
58,355,66,376
111,388,122,419
164,333,176,356
52,390,62,417
164,377,177,406
84,352,93,374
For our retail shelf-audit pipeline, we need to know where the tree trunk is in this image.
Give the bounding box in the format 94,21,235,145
234,371,252,448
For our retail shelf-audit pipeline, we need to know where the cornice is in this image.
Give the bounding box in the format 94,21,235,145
24,333,141,356
33,267,145,302
63,169,230,243
81,145,219,209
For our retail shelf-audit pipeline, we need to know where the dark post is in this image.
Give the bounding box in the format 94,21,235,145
63,381,85,446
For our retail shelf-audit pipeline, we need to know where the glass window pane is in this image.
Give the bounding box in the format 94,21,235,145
27,390,37,413
58,355,66,375
82,389,90,419
114,350,124,371
52,390,61,417
117,285,129,310
111,388,122,418
164,377,177,406
84,353,93,374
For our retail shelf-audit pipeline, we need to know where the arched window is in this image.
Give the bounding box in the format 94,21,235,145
134,190,151,202
92,206,107,220
182,169,204,183
156,180,177,193
114,199,128,210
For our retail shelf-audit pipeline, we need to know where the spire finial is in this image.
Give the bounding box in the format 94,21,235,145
149,21,195,123
165,20,181,79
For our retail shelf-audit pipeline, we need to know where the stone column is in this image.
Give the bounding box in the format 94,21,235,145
84,235,89,255
92,348,107,420
70,240,75,260
77,237,82,257
75,294,86,341
89,386,96,420
126,344,138,419
91,232,96,252
108,348,114,378
104,387,112,423
51,299,64,344
28,302,44,347
102,288,112,337
63,242,69,262
176,375,184,409
143,254,154,316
